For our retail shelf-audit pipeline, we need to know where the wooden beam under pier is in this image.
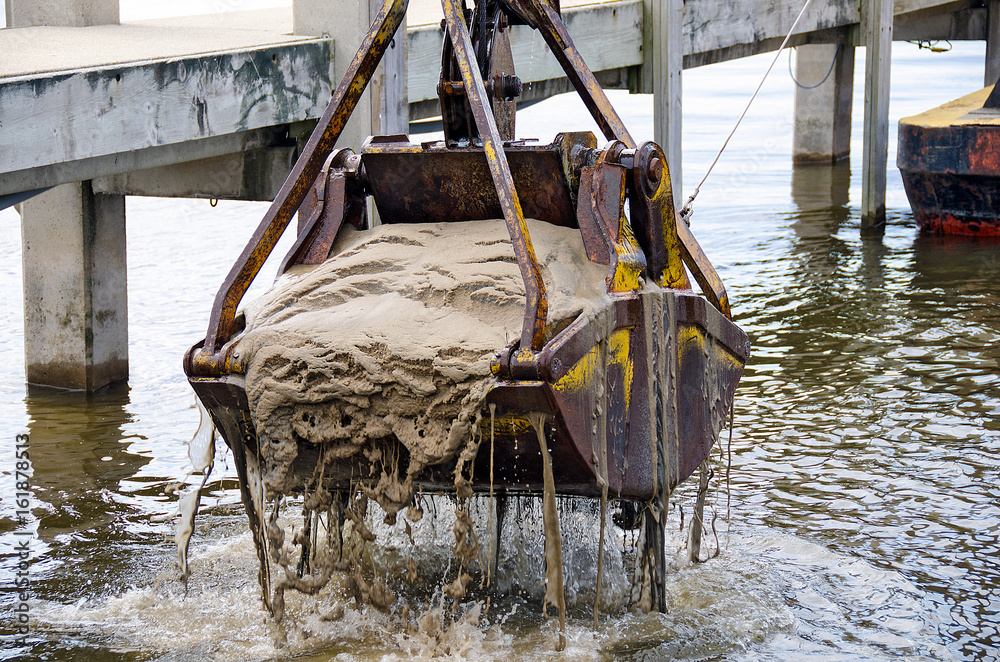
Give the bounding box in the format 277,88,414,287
0,10,336,198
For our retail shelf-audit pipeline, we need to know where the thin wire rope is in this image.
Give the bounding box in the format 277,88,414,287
680,0,814,219
788,43,841,90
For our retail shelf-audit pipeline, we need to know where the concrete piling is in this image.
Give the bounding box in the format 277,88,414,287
20,183,128,391
10,0,127,391
792,43,855,164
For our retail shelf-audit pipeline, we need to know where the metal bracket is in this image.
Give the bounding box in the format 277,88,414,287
277,148,367,274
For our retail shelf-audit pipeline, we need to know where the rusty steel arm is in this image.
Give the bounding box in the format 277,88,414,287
191,0,408,374
442,0,548,351
510,0,732,320
676,220,731,318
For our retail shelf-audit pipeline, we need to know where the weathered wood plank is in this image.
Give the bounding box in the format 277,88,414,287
685,0,960,55
653,0,683,206
682,0,978,66
371,0,408,136
683,0,857,59
0,40,334,178
894,4,986,42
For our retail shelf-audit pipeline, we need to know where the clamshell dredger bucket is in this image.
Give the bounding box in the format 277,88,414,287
188,133,750,501
183,0,749,610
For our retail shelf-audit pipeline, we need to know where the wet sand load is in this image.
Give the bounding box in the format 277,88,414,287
234,218,608,516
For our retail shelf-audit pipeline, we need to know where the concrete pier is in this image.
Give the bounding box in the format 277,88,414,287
9,0,128,390
21,183,128,391
861,0,894,235
6,0,117,27
2,0,996,389
3,0,337,389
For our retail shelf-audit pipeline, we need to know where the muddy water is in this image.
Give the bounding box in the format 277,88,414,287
1,38,998,661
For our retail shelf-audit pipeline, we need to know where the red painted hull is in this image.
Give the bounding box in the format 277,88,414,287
899,171,1000,236
897,86,1000,237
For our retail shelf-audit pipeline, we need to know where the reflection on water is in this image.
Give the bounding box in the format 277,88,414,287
26,385,142,517
790,159,852,215
724,161,1000,660
14,386,161,604
1,41,998,662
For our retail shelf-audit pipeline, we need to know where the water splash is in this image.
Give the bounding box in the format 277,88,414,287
174,396,217,587
528,411,567,651
43,509,945,661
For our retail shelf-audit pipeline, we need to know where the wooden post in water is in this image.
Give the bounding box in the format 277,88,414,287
986,0,1000,86
11,0,128,391
792,43,855,164
643,0,683,209
861,0,892,236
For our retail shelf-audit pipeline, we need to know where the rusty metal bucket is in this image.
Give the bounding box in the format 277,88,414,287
183,0,749,615
186,131,748,501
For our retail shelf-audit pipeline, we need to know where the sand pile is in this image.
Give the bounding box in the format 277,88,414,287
234,218,609,516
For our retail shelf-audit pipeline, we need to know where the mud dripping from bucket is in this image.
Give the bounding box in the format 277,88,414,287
528,411,567,651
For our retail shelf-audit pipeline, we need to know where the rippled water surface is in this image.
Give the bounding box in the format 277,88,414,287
1,21,997,662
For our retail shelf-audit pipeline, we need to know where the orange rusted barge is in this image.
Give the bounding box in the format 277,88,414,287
898,78,1000,236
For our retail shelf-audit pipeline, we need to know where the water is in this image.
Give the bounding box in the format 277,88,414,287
1,13,998,660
